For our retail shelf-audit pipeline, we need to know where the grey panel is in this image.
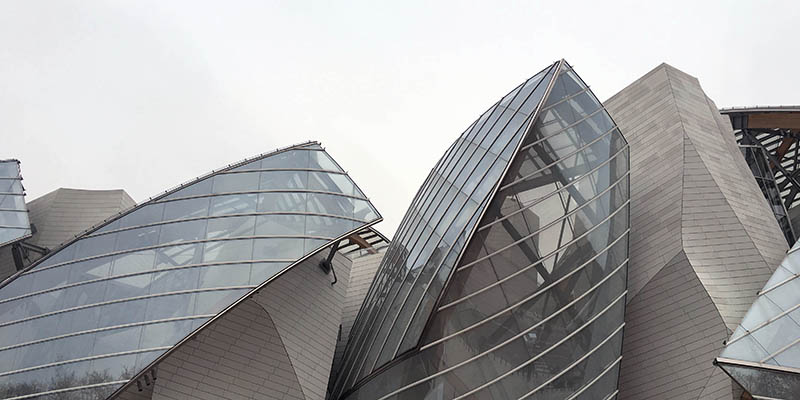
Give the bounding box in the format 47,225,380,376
603,63,789,400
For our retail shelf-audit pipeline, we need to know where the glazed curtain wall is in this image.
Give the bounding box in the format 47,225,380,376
0,160,31,247
333,62,558,397
337,61,629,400
717,240,800,398
0,143,380,399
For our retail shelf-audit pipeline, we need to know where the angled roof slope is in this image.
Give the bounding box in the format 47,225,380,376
716,240,800,399
335,59,630,399
0,142,381,399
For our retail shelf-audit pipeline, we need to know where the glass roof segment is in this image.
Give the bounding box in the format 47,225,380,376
0,143,381,399
0,160,32,248
717,239,800,399
331,61,559,396
336,60,629,400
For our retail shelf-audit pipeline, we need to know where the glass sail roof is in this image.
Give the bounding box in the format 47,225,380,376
717,240,800,398
0,142,380,399
335,60,629,400
0,160,32,248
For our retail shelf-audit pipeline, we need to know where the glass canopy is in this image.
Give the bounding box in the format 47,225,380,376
717,240,800,399
0,142,380,399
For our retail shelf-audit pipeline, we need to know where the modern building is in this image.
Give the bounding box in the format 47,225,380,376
721,107,800,244
715,240,800,399
0,61,795,400
603,63,788,399
333,59,629,400
0,142,382,400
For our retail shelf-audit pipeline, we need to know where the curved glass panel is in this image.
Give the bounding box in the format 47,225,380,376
336,61,629,400
717,240,800,399
0,143,380,399
0,159,31,247
333,62,558,396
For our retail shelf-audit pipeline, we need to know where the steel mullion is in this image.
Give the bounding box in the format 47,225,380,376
377,262,627,400
340,66,557,392
334,105,493,394
374,70,556,371
0,285,257,329
460,176,629,271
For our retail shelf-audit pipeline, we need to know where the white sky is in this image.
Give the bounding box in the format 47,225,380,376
2,1,798,237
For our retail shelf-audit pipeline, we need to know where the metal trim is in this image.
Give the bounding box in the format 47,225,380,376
452,300,625,399
501,124,621,192
478,144,628,232
84,210,371,238
423,258,628,350
0,346,172,377
0,259,297,304
565,356,622,400
519,329,624,399
459,182,630,271
726,301,800,346
716,356,800,375
0,286,256,328
22,234,337,275
379,282,627,400
0,315,214,352
5,380,129,400
437,223,629,312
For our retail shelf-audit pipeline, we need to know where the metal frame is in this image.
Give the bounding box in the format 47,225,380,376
724,108,800,244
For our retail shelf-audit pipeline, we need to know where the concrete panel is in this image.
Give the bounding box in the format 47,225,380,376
605,63,789,399
255,250,352,400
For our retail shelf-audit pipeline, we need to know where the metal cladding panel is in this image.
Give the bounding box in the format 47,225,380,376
0,142,380,399
337,60,630,400
0,160,31,248
604,63,789,400
716,240,800,399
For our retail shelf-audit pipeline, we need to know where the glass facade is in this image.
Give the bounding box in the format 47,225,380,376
0,160,31,248
0,142,380,399
334,60,629,400
717,240,800,399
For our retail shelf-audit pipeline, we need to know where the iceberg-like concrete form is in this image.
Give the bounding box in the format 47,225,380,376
604,63,789,399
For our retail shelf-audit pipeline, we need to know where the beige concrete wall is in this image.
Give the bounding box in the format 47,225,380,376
605,63,788,400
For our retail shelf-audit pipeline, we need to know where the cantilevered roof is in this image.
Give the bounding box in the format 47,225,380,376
716,240,800,399
721,106,800,131
0,142,381,399
0,160,31,248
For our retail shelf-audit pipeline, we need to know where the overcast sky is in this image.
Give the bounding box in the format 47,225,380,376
2,1,798,237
